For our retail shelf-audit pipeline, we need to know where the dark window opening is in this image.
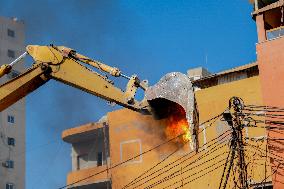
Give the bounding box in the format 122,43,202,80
2,160,14,169
7,50,15,58
7,29,15,37
7,115,15,124
7,137,15,146
6,183,14,189
97,152,103,166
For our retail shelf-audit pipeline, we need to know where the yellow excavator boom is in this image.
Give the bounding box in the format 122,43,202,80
0,45,150,113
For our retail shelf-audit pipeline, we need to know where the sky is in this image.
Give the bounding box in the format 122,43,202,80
0,0,257,188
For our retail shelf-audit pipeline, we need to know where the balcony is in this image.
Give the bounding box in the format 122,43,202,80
267,26,284,40
67,165,111,188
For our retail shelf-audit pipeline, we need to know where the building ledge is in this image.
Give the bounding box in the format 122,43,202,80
62,122,104,143
192,62,258,89
67,165,110,187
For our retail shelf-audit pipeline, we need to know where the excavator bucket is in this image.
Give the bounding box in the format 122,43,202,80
145,72,199,151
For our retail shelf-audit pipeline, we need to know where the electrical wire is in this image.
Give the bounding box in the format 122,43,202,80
160,158,229,189
244,143,284,164
133,143,229,189
122,143,186,189
57,128,187,189
123,112,224,189
245,105,284,112
125,131,231,189
58,112,226,189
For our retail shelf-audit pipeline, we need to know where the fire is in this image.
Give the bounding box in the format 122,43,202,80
164,105,192,144
181,123,191,142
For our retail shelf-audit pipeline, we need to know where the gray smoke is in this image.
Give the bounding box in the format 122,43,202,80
0,1,143,188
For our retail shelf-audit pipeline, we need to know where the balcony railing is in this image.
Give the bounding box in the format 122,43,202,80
267,26,284,40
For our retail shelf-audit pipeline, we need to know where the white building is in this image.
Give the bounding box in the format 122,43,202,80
0,16,26,189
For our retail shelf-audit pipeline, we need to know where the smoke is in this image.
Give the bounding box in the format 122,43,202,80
0,0,144,188
10,1,116,133
0,0,145,131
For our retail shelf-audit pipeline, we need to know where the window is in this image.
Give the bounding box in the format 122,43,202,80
7,29,15,37
97,152,103,166
7,115,15,124
2,160,14,168
7,50,15,58
7,137,15,146
6,183,14,189
120,139,142,164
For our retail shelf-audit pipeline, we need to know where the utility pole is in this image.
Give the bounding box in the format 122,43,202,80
229,97,249,189
219,97,249,189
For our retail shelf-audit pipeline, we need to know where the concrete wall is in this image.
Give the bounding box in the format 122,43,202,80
0,16,25,189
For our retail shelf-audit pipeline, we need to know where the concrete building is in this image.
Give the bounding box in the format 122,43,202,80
0,16,26,189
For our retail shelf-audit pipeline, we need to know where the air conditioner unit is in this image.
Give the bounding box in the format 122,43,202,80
2,161,9,168
2,160,13,168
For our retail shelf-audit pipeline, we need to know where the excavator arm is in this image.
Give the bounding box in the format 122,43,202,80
0,45,150,113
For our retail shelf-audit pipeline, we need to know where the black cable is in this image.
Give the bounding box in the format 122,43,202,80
125,131,231,189
145,157,230,189
141,145,229,189
161,158,229,189
163,152,229,189
129,142,228,189
198,112,224,133
170,155,238,189
57,130,184,189
58,112,227,189
252,161,281,188
244,108,284,113
244,143,284,164
248,143,284,161
218,140,233,189
181,162,228,188
245,105,284,112
122,143,185,189
123,113,224,189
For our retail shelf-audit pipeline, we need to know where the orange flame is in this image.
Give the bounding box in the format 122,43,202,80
164,105,192,144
